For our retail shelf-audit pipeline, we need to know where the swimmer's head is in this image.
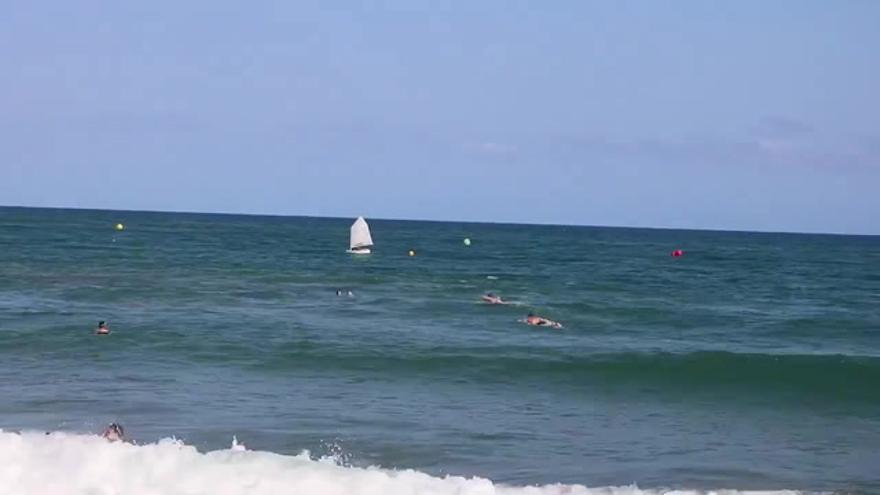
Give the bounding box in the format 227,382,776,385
102,423,124,441
98,321,106,327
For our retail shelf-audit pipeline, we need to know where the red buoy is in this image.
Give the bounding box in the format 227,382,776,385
671,249,684,257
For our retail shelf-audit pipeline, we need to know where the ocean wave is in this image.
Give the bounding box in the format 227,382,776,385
0,430,810,495
254,350,880,402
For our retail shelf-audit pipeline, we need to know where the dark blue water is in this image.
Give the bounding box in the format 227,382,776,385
1,206,878,493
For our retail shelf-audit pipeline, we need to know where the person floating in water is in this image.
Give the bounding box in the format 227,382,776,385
523,312,563,329
102,423,124,442
481,293,506,305
336,289,354,297
95,321,110,335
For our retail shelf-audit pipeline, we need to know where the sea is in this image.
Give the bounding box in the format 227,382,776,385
0,206,878,495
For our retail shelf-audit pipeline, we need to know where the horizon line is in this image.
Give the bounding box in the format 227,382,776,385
1,203,876,238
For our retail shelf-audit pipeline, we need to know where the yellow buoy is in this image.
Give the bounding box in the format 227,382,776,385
115,223,125,231
463,238,471,246
408,249,416,257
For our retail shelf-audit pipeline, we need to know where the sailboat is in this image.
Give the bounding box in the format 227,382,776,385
347,216,374,254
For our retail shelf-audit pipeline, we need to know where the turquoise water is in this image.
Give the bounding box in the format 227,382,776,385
1,206,878,493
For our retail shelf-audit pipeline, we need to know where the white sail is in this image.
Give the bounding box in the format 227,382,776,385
349,217,374,250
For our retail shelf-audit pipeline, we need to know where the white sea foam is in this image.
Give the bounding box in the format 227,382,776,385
0,430,808,495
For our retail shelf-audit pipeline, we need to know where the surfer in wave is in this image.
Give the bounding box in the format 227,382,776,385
95,321,110,335
523,313,562,329
481,293,506,305
102,423,125,442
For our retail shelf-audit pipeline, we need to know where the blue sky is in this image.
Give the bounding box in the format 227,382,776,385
1,1,878,233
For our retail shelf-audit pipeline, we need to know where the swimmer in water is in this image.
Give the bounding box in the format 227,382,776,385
95,321,110,335
523,312,563,329
481,293,506,305
101,423,124,442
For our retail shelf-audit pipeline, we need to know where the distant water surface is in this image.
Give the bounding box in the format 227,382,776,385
0,206,878,493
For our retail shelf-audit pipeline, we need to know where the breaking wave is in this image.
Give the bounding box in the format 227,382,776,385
0,430,813,495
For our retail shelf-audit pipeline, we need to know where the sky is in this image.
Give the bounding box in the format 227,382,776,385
1,1,878,234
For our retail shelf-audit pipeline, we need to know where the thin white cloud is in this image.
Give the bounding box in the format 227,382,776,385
754,116,815,139
472,141,518,156
545,117,877,170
